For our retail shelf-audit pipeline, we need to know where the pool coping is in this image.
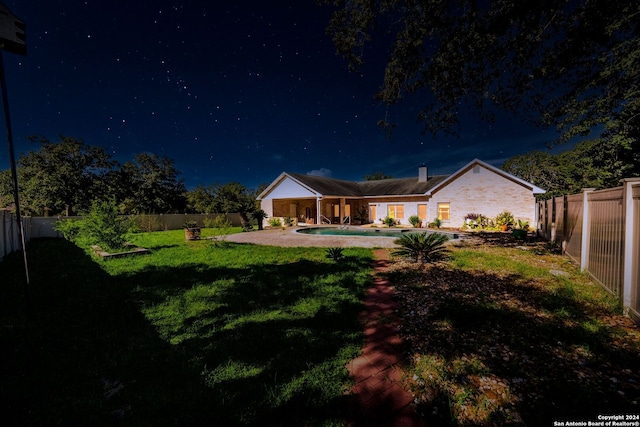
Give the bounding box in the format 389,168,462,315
224,226,461,248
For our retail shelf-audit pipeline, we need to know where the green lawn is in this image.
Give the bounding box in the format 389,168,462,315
3,231,639,426
0,230,374,426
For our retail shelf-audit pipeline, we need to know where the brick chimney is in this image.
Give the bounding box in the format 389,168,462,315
418,164,428,182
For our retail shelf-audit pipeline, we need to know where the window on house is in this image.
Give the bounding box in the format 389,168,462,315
437,202,450,221
387,204,404,219
417,204,427,220
369,205,377,222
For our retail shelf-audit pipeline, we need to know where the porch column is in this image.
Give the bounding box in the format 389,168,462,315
340,198,346,224
316,197,322,225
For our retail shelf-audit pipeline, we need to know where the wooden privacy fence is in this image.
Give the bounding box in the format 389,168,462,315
538,178,640,323
0,213,243,262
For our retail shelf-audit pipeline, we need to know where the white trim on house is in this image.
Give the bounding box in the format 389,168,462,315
258,173,322,199
258,158,545,228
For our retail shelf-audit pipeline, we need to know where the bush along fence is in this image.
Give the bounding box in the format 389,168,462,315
0,213,243,262
538,178,640,323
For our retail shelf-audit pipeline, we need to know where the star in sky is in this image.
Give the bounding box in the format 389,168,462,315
1,0,557,189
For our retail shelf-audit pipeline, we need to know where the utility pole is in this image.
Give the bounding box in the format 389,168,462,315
0,2,30,311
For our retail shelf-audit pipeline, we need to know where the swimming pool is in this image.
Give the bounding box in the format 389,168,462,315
296,227,458,239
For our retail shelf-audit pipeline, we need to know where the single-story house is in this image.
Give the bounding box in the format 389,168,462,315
256,158,545,229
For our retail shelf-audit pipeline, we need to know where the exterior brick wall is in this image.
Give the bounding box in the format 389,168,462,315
260,163,541,229
430,166,536,228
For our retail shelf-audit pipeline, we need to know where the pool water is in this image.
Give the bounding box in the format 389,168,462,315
296,227,458,239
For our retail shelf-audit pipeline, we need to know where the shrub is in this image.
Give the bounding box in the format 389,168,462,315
429,218,442,229
83,200,132,252
392,232,449,263
183,220,199,228
463,213,491,230
325,247,345,262
204,215,232,229
495,211,515,228
205,215,234,244
383,216,396,227
268,217,282,228
408,215,421,228
55,200,132,252
55,218,83,242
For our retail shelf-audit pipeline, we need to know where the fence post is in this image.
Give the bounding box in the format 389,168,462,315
562,195,568,253
1,209,6,259
622,178,640,314
580,188,596,272
550,197,556,243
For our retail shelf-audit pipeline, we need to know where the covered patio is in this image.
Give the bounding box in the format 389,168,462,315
270,196,369,225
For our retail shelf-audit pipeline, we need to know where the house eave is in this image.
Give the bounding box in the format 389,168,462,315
361,193,429,199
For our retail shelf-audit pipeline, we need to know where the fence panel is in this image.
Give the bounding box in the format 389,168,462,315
1,213,247,262
545,199,554,240
153,213,243,230
553,196,565,244
1,210,20,261
587,187,625,298
538,200,551,240
27,216,79,239
631,185,640,320
564,193,583,264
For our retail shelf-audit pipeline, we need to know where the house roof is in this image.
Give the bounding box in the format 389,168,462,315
287,173,362,196
357,175,449,196
285,172,450,197
257,158,545,200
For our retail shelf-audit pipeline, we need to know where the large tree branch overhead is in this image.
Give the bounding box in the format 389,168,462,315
322,0,639,143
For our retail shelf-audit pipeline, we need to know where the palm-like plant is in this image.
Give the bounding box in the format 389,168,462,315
392,232,449,263
325,247,345,262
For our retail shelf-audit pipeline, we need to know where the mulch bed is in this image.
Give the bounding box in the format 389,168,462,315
386,232,640,425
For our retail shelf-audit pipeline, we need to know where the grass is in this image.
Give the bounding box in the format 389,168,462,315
0,229,374,426
388,236,640,426
3,230,639,426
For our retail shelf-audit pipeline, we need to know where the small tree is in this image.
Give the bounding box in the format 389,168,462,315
251,209,268,230
56,199,131,252
204,215,233,245
82,200,131,252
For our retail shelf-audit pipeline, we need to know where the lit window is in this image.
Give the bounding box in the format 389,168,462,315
418,204,427,220
387,204,404,219
369,205,377,222
437,203,450,221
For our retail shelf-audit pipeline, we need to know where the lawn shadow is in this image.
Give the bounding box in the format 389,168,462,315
119,252,373,424
388,264,640,425
1,239,232,425
1,238,373,426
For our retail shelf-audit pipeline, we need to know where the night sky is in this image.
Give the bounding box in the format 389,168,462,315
1,0,559,189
